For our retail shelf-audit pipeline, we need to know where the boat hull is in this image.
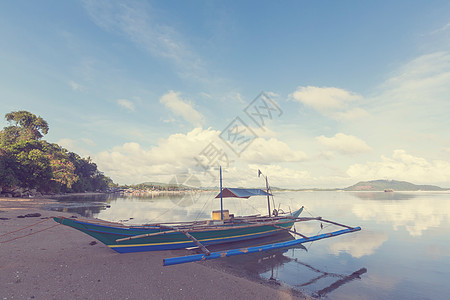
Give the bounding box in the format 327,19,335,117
54,208,303,253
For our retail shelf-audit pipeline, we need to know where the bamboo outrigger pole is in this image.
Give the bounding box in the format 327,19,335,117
163,226,361,266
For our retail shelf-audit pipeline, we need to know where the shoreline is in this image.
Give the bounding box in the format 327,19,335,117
0,197,309,299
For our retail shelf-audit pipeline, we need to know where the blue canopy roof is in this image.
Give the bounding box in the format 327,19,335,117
215,188,272,199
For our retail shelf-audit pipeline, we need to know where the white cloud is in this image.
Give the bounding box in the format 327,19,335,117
429,22,450,35
235,92,245,104
373,52,450,120
347,150,450,185
384,51,450,95
117,99,135,112
290,86,366,120
352,51,450,166
93,126,312,186
328,230,388,258
69,81,83,91
333,107,369,121
242,138,307,163
160,91,205,127
265,91,280,99
316,133,371,155
94,127,220,184
317,150,335,160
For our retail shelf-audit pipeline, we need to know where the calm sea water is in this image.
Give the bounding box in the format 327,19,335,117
47,191,450,299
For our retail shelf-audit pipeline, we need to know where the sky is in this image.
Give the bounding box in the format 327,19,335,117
1,0,450,189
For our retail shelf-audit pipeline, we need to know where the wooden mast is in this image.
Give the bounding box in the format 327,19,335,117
259,169,271,217
220,166,223,221
265,175,271,217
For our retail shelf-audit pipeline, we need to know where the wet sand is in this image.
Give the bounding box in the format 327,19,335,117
0,198,308,299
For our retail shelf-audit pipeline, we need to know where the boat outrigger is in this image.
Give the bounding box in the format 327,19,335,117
54,168,361,266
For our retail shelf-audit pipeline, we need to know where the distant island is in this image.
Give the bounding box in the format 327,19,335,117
344,180,447,191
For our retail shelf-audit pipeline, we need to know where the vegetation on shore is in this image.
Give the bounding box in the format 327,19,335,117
0,111,114,196
122,182,195,192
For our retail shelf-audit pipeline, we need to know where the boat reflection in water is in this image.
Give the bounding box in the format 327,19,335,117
293,259,367,298
197,231,367,297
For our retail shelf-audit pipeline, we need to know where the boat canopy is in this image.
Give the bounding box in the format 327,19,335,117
215,188,272,199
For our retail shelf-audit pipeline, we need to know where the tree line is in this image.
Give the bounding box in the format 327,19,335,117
0,111,114,194
125,183,192,191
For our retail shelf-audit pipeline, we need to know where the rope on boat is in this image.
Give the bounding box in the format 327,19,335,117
194,196,211,222
305,220,335,251
0,218,60,244
302,206,315,218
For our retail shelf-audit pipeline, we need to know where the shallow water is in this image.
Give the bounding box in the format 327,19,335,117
47,191,450,299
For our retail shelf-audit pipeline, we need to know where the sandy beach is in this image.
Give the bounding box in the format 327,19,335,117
0,197,308,300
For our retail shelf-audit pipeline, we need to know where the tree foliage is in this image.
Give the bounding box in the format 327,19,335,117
8,140,53,190
2,111,49,146
0,111,114,193
0,148,19,187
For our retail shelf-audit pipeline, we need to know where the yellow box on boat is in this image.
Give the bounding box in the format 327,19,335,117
212,210,230,220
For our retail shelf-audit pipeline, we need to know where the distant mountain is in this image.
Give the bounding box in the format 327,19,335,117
344,180,445,191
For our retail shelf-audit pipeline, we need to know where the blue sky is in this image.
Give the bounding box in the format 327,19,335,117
1,0,450,188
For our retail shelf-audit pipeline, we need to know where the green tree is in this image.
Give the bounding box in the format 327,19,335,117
8,140,52,190
69,154,96,192
90,172,113,191
44,143,79,190
1,110,114,194
1,111,48,146
0,148,19,187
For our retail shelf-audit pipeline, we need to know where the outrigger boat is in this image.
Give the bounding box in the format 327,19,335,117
54,168,361,266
